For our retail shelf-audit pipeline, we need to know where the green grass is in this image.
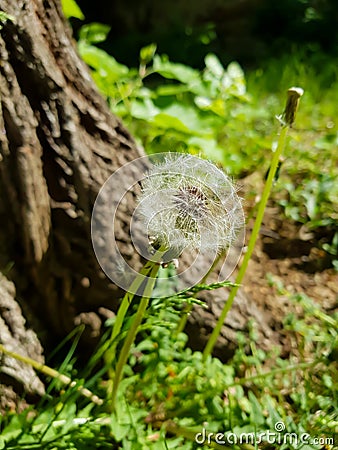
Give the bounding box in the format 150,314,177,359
1,290,336,448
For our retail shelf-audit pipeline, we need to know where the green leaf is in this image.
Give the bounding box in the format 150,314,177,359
159,103,209,133
152,113,192,134
248,391,265,425
205,53,224,79
221,61,246,97
195,97,225,117
61,0,84,20
227,62,245,86
79,23,111,44
322,373,333,388
78,42,128,80
140,43,157,65
156,84,190,96
153,55,199,84
111,420,130,441
130,99,159,120
188,136,224,163
1,415,26,441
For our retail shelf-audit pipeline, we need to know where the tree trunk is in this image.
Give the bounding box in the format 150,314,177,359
0,0,140,337
0,0,142,401
0,0,278,402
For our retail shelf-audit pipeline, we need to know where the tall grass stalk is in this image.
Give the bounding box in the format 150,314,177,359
0,343,103,405
203,87,304,360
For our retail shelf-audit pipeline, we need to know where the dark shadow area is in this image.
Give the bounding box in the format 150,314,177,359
75,0,338,68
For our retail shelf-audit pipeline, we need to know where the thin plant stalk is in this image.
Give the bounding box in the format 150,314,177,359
104,257,161,369
203,87,303,360
0,343,103,405
111,260,160,408
175,250,225,335
225,359,319,388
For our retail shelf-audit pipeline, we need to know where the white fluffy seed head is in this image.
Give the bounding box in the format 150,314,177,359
137,154,244,257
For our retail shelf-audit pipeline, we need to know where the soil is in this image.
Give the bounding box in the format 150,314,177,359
236,173,337,356
242,205,337,352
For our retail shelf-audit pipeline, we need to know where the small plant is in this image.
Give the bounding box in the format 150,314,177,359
100,153,244,409
204,87,304,359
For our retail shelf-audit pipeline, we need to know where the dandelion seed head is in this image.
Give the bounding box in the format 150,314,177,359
137,154,244,257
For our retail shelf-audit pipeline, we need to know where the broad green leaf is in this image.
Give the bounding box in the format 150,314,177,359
227,61,245,81
195,96,225,117
152,113,192,133
153,55,199,84
79,23,111,44
111,420,130,441
225,61,246,95
323,373,333,388
1,415,26,441
205,53,224,79
159,103,210,133
61,0,84,20
140,43,157,65
188,136,224,163
194,96,212,109
265,397,284,430
78,42,128,80
130,99,160,120
304,191,317,219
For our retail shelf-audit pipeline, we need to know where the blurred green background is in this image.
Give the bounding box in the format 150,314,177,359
67,0,338,268
75,0,338,68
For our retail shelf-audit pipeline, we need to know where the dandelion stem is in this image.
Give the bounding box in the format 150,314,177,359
203,126,289,359
104,257,160,371
203,87,303,360
111,260,160,409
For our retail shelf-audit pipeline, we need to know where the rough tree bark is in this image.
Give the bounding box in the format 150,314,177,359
0,0,277,403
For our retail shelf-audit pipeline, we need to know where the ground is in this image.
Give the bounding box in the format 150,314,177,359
242,202,337,355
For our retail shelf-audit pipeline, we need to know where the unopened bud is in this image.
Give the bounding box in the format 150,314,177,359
277,86,304,127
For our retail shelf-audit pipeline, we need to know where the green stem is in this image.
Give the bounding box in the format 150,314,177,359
175,250,225,335
226,359,319,388
111,261,161,409
0,344,103,405
203,125,289,360
175,304,192,336
199,87,303,357
104,257,161,370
